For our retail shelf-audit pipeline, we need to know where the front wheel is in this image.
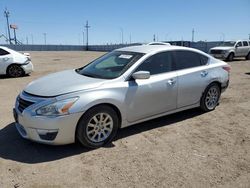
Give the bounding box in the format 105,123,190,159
200,83,221,112
7,64,24,77
227,53,234,62
76,105,119,148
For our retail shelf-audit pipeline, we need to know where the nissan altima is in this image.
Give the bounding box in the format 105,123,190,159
13,45,230,148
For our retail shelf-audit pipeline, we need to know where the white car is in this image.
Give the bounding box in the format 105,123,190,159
0,46,33,77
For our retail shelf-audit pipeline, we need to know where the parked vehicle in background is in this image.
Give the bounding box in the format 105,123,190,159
0,46,33,77
14,45,230,148
209,40,250,61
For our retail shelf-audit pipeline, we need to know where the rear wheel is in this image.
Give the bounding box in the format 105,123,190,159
200,83,221,112
76,105,119,148
227,53,234,62
246,52,250,60
7,64,24,77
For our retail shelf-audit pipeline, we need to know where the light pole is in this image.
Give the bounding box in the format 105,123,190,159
192,29,195,42
82,31,84,46
31,34,34,45
4,8,11,44
120,28,124,44
85,21,90,50
220,33,225,42
43,33,47,45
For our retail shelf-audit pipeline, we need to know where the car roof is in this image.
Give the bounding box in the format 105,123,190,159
116,45,199,54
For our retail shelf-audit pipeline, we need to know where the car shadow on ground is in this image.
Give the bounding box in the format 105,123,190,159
0,108,204,164
0,75,30,79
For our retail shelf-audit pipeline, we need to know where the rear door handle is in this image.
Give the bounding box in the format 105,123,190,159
167,79,176,86
201,71,208,77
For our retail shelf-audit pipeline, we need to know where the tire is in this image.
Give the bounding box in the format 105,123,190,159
76,105,119,148
7,64,24,77
246,52,250,60
200,83,221,112
227,53,234,62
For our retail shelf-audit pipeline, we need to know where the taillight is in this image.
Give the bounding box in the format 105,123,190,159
222,66,231,73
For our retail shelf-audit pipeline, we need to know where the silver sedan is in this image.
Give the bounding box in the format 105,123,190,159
13,45,230,148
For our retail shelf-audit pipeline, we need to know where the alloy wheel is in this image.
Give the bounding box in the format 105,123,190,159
86,113,113,143
205,86,219,110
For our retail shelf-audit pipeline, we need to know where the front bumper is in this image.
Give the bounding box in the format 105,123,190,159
21,62,34,74
13,108,83,145
210,54,227,59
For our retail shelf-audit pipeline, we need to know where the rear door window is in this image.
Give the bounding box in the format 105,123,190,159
173,50,208,70
243,41,249,46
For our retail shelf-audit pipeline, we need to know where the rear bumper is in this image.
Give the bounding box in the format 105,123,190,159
221,80,229,92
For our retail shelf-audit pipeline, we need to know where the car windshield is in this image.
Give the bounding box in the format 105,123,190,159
77,51,144,79
220,41,236,47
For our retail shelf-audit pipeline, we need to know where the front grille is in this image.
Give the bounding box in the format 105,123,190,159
210,50,222,54
18,97,35,113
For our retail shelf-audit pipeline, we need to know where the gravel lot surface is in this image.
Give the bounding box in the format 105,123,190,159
0,51,249,188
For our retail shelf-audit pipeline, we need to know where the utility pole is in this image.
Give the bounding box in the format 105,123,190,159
192,28,195,42
26,36,29,44
4,8,11,44
153,34,156,42
129,34,131,44
85,21,90,50
43,33,47,45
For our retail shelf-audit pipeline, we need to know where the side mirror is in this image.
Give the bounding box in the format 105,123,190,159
132,71,150,80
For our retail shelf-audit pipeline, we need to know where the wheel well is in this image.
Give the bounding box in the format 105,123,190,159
208,81,222,91
200,81,222,105
228,52,234,56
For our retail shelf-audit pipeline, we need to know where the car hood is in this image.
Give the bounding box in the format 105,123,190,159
210,46,233,50
24,70,106,97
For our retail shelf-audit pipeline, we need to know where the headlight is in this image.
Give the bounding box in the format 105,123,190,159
222,50,228,54
36,97,79,116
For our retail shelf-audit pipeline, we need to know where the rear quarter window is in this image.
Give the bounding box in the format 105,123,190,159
0,49,10,56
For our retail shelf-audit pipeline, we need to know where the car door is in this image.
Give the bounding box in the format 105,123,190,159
125,51,177,123
242,41,249,56
235,41,244,57
0,48,12,74
173,50,210,108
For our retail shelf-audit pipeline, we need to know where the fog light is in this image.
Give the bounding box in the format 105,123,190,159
37,129,58,141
